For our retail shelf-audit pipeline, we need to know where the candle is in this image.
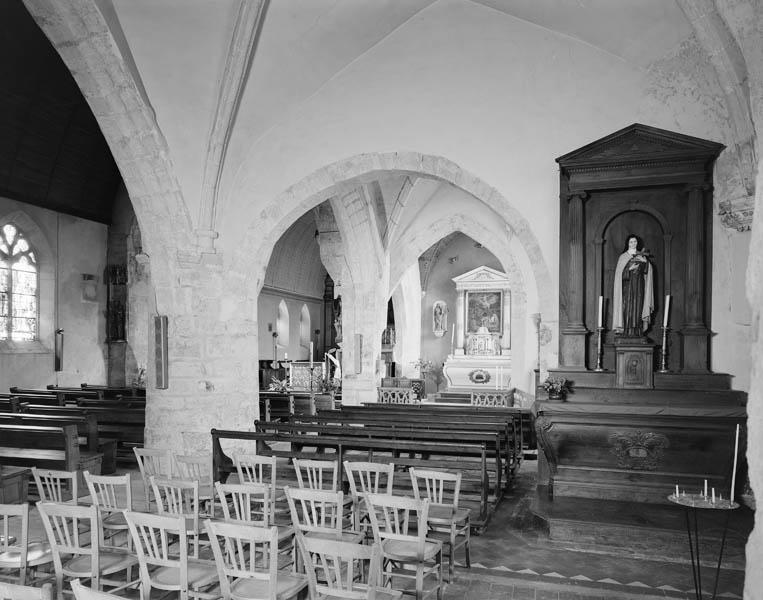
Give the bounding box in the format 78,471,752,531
495,368,498,390
663,295,671,327
597,296,603,328
730,423,740,503
704,479,708,498
284,352,288,360
675,484,679,497
451,328,455,346
712,488,716,503
310,342,314,364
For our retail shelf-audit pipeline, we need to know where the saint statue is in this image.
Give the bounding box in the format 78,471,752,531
612,234,654,336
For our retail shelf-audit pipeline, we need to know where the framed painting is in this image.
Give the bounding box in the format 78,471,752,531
466,291,502,334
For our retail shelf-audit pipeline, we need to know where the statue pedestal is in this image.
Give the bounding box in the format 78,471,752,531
443,354,511,390
615,337,655,389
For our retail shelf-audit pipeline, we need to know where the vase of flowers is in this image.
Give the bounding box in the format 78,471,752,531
542,376,570,402
268,376,291,393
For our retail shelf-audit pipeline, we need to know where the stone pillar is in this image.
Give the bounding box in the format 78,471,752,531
501,289,511,354
144,255,258,455
455,291,465,355
681,184,710,373
560,191,589,369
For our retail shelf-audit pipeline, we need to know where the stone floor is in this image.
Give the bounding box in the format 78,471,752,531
20,459,749,600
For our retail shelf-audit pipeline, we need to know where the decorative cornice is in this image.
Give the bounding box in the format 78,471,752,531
718,195,755,232
198,0,266,254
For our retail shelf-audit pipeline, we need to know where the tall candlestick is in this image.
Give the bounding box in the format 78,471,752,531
663,294,671,327
730,423,740,503
597,296,603,328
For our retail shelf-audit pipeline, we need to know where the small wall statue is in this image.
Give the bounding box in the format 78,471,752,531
432,300,448,337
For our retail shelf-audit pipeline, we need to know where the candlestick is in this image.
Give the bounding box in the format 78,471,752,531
663,294,671,327
658,326,670,373
597,296,603,328
594,326,604,371
731,423,740,503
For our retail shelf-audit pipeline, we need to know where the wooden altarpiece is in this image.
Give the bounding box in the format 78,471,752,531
535,124,746,507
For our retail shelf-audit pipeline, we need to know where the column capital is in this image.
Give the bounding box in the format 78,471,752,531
566,190,589,202
683,183,711,195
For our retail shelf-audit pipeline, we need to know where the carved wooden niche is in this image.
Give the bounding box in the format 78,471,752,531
556,124,723,374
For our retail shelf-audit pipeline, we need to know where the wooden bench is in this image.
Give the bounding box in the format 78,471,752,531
10,387,100,403
0,413,116,474
212,428,493,528
0,423,103,487
256,419,506,498
355,402,534,452
0,393,62,407
297,411,515,484
336,405,525,476
259,392,294,422
17,404,144,464
79,384,146,398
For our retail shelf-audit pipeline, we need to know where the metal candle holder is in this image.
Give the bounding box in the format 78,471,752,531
658,326,670,373
594,326,605,372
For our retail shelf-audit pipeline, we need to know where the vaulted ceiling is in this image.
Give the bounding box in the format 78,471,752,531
0,1,120,224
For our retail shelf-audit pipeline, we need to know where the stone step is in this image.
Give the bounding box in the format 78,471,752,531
532,493,751,570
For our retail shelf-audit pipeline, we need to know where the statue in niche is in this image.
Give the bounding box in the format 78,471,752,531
432,300,447,337
613,234,654,336
333,296,342,342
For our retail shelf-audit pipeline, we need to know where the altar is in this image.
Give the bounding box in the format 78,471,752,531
443,266,512,390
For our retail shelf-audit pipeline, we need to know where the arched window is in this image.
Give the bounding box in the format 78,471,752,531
276,299,289,346
299,304,311,351
0,223,38,340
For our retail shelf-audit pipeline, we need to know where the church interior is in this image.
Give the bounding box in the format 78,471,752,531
0,1,762,599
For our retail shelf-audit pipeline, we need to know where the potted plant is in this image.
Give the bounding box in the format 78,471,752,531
542,376,570,401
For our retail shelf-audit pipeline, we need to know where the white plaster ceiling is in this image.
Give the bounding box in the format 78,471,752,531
471,0,692,67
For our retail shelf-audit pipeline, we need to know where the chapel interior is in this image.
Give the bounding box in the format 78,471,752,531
0,1,762,599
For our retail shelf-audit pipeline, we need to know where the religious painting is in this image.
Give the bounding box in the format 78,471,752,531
432,300,447,338
466,291,502,334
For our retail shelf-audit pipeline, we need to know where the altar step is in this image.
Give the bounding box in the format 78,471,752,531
433,391,471,404
532,492,751,570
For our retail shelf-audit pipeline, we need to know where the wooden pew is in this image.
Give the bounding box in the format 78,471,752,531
79,384,146,398
212,428,494,528
336,405,525,476
74,397,146,409
18,404,144,464
353,402,532,452
0,393,62,407
294,412,514,485
0,423,103,484
11,387,100,403
259,392,294,422
0,413,116,474
256,419,505,497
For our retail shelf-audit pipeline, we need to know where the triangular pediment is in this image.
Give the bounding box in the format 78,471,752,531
556,123,724,168
452,265,508,284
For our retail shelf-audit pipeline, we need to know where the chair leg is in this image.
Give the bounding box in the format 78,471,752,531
437,549,443,600
416,564,424,600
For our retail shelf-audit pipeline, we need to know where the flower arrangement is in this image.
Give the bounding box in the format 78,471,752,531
411,358,435,374
319,376,342,394
268,376,291,393
542,376,570,395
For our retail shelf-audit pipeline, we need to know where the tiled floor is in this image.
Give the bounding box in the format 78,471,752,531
20,460,748,600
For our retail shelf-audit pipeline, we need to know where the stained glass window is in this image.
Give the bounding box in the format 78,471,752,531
0,224,38,341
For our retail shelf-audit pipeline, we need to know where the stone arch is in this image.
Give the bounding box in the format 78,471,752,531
23,0,194,308
235,152,553,318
